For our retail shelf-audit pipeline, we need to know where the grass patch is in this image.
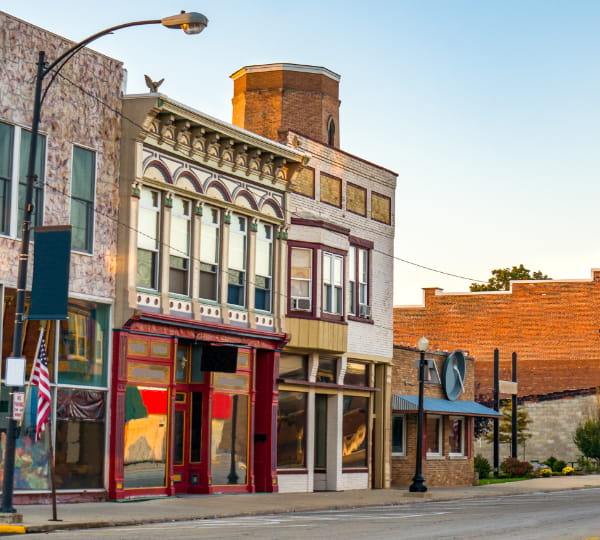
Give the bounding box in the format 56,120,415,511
478,476,530,485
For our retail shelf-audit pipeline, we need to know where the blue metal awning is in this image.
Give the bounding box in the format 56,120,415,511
392,394,502,418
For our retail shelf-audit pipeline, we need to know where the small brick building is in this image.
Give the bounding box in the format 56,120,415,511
394,270,600,462
392,346,499,488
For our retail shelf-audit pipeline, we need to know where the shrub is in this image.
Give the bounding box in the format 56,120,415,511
539,468,552,477
474,454,492,478
500,457,534,478
562,466,574,476
543,456,557,471
573,414,600,467
553,459,567,472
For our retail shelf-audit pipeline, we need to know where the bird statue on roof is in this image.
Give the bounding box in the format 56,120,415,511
144,75,165,93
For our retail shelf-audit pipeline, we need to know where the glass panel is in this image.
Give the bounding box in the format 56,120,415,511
291,248,311,278
345,361,368,386
55,388,105,489
323,253,331,283
137,249,156,289
228,224,246,270
138,206,159,250
190,345,204,383
71,198,93,252
333,256,342,286
256,224,272,277
426,416,441,454
175,345,189,382
169,255,189,295
316,357,336,383
449,417,464,454
211,393,248,485
334,285,343,314
291,281,309,298
314,394,328,469
0,123,13,234
124,386,168,489
348,281,356,314
200,207,219,264
190,392,202,462
279,355,307,380
227,269,245,306
392,414,404,454
342,395,368,467
200,264,218,301
277,391,307,468
0,385,50,490
174,410,184,465
58,301,108,387
72,147,95,199
18,130,45,234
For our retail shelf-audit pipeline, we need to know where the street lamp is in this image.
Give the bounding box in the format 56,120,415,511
0,11,208,514
409,335,429,493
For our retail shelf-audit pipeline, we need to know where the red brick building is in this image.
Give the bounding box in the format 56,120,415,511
393,270,600,462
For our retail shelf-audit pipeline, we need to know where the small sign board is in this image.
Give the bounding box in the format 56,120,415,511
12,391,25,423
499,380,518,395
5,357,26,387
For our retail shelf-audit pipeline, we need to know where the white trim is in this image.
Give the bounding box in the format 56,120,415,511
231,63,341,82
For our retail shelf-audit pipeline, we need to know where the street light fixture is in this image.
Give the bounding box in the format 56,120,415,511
0,11,208,514
409,336,429,493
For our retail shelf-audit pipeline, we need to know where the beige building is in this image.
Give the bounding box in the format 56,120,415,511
231,64,397,492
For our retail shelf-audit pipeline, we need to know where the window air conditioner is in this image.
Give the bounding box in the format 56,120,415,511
291,297,311,311
359,304,371,318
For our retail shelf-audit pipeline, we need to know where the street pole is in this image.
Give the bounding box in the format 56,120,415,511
0,12,207,513
511,352,518,459
409,337,428,493
493,348,500,476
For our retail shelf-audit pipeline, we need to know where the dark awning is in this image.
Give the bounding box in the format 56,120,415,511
392,394,502,418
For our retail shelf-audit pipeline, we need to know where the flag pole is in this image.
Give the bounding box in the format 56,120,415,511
20,326,45,429
47,416,59,521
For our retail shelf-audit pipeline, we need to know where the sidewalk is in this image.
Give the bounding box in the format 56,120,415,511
1,475,599,535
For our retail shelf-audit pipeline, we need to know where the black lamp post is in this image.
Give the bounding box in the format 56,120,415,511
409,336,429,493
0,11,208,514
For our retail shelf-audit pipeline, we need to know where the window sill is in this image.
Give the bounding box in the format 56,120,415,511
449,454,467,460
347,315,374,325
342,468,368,473
391,453,407,458
426,454,445,460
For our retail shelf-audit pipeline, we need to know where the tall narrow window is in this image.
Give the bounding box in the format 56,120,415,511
70,146,96,252
227,214,246,306
169,196,191,295
290,247,312,312
137,188,160,290
18,128,46,237
0,122,14,234
327,117,336,146
255,223,273,312
200,206,220,301
358,248,369,314
348,247,356,315
323,252,343,315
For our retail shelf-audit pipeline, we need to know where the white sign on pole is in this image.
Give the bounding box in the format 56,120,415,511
5,357,26,387
12,391,25,423
499,380,518,395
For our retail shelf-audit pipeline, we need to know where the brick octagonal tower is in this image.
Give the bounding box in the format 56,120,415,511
231,63,341,147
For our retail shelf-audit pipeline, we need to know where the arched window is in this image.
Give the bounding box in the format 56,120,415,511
327,117,336,146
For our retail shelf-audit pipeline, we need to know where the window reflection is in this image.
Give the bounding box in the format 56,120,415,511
211,393,248,485
277,391,307,468
279,354,307,380
342,395,368,468
124,386,168,489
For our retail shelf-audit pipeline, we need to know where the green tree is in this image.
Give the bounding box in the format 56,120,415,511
470,264,549,292
573,411,600,467
484,401,532,447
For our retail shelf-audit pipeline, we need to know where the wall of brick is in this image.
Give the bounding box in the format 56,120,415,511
0,12,123,300
393,274,600,400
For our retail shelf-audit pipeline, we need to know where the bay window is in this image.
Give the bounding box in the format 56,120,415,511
200,206,220,301
323,252,343,315
290,247,312,312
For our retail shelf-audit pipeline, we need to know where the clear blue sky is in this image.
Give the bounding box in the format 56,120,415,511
4,1,600,304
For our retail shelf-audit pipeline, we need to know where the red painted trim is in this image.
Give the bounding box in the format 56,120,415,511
175,171,203,193
277,469,309,474
342,468,368,473
291,217,350,236
347,315,374,324
348,236,374,249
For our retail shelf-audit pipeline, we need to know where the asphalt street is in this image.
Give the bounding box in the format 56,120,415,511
23,488,600,540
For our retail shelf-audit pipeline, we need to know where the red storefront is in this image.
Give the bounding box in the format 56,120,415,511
108,312,287,500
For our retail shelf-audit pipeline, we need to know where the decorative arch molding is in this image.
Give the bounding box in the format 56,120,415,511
259,197,284,219
204,179,232,202
232,188,259,211
174,170,203,193
143,159,173,184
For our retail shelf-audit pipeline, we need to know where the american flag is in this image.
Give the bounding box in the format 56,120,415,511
30,331,51,442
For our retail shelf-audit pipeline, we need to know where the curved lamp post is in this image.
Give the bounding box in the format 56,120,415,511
409,336,429,493
0,11,208,514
